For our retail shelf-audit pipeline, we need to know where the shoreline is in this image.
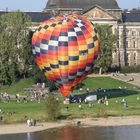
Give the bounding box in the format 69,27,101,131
0,116,140,135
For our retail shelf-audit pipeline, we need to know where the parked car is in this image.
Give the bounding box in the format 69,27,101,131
69,94,87,103
69,93,97,103
84,95,97,103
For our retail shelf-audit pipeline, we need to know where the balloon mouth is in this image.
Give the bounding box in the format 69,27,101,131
59,86,72,97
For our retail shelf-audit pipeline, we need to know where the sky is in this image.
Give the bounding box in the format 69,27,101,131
0,0,140,12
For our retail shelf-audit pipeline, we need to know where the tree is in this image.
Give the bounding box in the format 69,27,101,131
21,31,34,78
0,11,32,85
32,63,57,91
45,95,61,121
95,24,116,74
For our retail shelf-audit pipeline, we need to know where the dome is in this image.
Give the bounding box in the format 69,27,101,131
44,0,120,10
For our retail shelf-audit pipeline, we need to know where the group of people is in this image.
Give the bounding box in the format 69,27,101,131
0,91,45,104
27,119,36,127
98,96,109,106
0,92,10,102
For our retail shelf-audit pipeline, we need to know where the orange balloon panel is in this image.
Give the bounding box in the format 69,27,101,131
32,14,100,96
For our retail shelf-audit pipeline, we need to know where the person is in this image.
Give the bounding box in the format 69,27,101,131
42,83,45,88
80,88,83,91
86,88,89,93
30,119,34,126
115,99,118,103
27,119,31,127
23,97,27,103
0,109,2,114
63,97,69,104
121,98,127,108
123,100,127,108
77,121,81,126
78,98,82,103
0,116,3,121
33,119,36,126
0,109,3,122
105,100,109,106
66,106,69,111
88,102,92,108
78,104,82,110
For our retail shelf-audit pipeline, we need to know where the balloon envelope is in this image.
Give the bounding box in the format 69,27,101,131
32,14,100,96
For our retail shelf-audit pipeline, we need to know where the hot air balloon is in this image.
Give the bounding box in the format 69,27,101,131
32,14,100,96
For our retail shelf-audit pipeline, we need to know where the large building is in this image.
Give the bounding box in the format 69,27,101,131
44,0,140,67
118,11,140,66
0,0,140,67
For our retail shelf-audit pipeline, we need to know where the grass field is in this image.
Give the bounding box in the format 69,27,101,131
0,78,34,94
0,92,140,124
82,77,137,89
63,93,140,118
0,76,140,124
0,77,138,95
0,100,47,123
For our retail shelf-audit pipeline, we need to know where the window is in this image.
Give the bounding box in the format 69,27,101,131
125,41,128,48
126,53,129,60
126,53,130,66
132,31,136,36
125,29,129,36
134,53,137,65
134,53,136,60
133,41,136,48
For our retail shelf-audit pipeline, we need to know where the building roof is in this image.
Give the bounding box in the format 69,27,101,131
45,0,120,10
0,11,51,22
26,12,51,22
122,12,140,22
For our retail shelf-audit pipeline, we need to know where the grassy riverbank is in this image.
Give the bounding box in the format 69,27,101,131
0,76,138,94
0,76,140,123
0,92,140,124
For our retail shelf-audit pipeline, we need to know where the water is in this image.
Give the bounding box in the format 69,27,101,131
0,125,140,140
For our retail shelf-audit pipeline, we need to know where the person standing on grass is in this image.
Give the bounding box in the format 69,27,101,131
121,98,127,108
78,104,82,110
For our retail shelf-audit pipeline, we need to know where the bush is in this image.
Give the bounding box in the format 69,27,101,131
45,95,61,121
108,65,120,73
120,65,140,73
96,107,108,118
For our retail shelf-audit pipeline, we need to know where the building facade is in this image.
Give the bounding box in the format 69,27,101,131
43,0,140,67
0,0,140,67
117,12,140,66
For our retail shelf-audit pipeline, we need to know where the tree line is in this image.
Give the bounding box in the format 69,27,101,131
0,11,116,86
0,11,32,85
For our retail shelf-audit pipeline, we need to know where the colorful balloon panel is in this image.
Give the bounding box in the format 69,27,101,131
32,14,100,96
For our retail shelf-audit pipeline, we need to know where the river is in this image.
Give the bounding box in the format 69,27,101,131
0,125,140,140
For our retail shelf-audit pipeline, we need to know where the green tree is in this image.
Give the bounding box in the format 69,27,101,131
95,24,116,74
45,95,61,121
0,11,32,85
33,63,57,91
21,31,34,78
